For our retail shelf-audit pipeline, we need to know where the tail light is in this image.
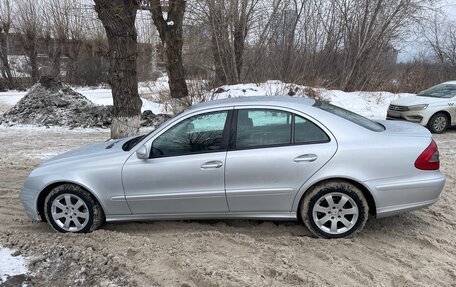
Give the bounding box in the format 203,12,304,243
415,139,440,170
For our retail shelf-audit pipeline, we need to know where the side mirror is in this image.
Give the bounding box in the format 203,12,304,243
136,145,149,160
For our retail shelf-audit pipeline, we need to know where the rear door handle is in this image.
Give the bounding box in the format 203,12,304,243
294,154,318,163
201,160,223,169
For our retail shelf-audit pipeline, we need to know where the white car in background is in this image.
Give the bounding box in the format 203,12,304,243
387,81,456,133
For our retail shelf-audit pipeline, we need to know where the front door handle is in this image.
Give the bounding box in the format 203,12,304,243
201,160,223,169
294,154,318,163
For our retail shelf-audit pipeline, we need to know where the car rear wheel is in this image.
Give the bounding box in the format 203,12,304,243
300,181,368,239
44,184,104,233
427,113,449,134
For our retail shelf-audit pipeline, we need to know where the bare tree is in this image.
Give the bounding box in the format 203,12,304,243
0,0,14,89
94,0,142,139
201,0,258,84
42,0,73,77
64,1,87,84
334,0,426,90
147,0,189,110
425,17,456,68
15,0,42,83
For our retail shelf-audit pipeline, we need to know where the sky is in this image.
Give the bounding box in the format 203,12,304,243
397,0,456,62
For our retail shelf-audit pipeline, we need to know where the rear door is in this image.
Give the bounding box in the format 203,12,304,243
225,108,337,212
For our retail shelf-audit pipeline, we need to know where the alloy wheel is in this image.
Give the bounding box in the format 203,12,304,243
312,192,359,235
433,116,447,133
51,194,90,232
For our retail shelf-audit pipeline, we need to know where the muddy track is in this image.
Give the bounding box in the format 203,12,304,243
1,126,456,286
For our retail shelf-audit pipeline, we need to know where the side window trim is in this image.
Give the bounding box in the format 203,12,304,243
149,109,234,158
291,114,296,144
228,109,238,150
221,109,234,150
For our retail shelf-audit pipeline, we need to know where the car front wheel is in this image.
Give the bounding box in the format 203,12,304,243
300,181,368,239
427,112,449,134
44,184,104,233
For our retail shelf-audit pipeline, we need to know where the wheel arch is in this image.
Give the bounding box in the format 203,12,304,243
37,181,105,222
296,177,377,219
429,110,451,125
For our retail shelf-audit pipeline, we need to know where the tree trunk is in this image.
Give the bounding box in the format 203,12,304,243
94,0,142,139
233,24,245,81
150,0,188,104
28,42,39,83
51,40,62,77
66,40,82,84
0,29,14,89
207,1,236,84
45,36,62,77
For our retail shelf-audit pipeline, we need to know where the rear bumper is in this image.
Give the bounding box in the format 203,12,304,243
376,198,438,218
365,172,446,218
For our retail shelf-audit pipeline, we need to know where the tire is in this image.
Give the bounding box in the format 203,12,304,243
44,184,104,233
427,112,449,134
300,181,368,239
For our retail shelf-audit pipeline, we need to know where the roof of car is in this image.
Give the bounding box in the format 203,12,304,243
441,81,456,85
186,96,316,112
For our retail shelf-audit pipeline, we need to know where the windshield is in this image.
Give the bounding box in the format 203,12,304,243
418,84,456,99
315,102,385,132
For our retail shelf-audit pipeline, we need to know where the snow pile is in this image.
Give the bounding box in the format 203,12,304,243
0,247,28,284
210,81,318,99
141,110,171,129
1,76,112,128
0,76,170,129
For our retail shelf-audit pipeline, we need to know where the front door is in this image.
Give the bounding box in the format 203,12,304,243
122,110,232,214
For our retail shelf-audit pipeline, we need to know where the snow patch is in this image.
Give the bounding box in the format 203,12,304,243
0,80,417,124
0,86,167,115
0,91,27,105
0,247,28,283
207,81,414,120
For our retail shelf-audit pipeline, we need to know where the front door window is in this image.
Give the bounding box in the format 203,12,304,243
152,111,229,157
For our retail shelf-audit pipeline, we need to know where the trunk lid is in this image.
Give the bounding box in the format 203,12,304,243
378,120,431,138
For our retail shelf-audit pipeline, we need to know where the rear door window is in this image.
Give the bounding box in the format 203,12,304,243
236,109,291,149
234,109,329,149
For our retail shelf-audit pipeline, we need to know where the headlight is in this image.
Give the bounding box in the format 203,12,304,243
408,104,428,111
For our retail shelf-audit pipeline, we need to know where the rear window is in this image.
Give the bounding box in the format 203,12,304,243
314,102,385,132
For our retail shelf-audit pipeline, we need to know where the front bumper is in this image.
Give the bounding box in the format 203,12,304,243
386,110,424,124
365,172,446,218
20,186,41,221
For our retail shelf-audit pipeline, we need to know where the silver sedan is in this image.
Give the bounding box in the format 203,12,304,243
20,96,445,238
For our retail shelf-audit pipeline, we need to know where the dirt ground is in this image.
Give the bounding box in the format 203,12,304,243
0,126,455,287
